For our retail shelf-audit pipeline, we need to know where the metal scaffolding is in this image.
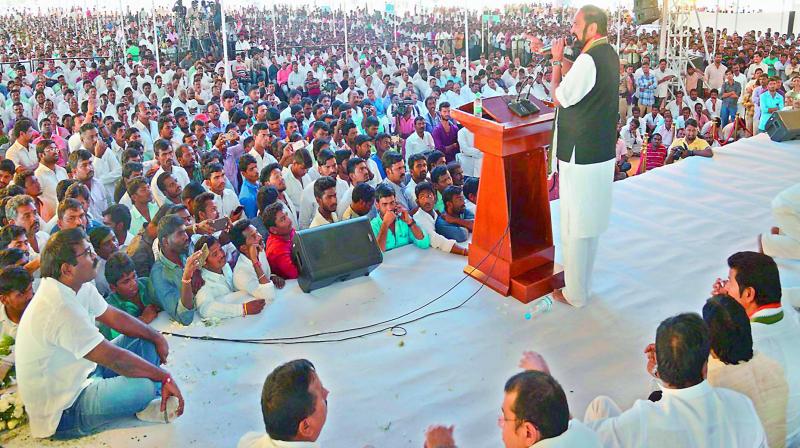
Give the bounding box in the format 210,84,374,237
660,0,709,100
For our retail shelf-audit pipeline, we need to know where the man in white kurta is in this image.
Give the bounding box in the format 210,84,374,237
548,8,617,307
583,313,768,448
760,182,800,259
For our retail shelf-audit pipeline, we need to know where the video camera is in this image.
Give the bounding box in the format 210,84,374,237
393,99,415,116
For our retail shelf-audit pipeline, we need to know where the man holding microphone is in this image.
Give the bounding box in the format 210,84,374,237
546,5,619,307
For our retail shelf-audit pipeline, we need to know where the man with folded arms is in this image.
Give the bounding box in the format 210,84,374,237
15,228,184,439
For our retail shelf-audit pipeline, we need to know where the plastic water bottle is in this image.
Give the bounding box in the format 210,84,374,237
473,93,483,118
524,296,553,320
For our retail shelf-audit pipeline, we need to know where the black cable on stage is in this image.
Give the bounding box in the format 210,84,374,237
161,226,510,345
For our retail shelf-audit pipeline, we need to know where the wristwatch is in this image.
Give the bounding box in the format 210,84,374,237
551,60,562,67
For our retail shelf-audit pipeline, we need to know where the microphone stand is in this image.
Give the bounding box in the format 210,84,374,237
508,76,539,117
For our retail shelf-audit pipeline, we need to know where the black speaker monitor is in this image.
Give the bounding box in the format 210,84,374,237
292,216,383,293
766,109,800,142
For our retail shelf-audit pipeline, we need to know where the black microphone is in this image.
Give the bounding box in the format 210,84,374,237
514,76,534,103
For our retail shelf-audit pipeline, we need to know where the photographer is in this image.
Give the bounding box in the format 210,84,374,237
665,118,713,165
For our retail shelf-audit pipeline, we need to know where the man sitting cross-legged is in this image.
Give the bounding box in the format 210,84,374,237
15,228,184,439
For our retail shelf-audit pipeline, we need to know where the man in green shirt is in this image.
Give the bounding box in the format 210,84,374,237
764,50,779,77
126,40,140,62
370,184,430,252
100,252,160,340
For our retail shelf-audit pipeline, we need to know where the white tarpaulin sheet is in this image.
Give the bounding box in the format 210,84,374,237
4,132,800,447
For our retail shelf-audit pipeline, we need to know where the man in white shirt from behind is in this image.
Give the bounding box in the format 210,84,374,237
424,356,602,448
583,312,768,448
15,228,184,439
238,359,329,448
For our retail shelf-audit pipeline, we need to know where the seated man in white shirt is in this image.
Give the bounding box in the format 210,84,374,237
759,182,800,260
238,359,329,448
404,116,435,164
412,181,468,256
309,176,339,228
202,162,244,221
714,251,800,445
0,266,33,339
194,234,266,320
425,362,601,448
456,126,483,178
582,312,768,448
299,148,345,229
230,219,284,301
15,228,184,440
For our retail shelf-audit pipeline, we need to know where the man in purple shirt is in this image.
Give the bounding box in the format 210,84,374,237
212,125,247,193
432,102,460,163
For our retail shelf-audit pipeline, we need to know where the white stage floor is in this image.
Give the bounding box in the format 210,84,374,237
5,133,800,447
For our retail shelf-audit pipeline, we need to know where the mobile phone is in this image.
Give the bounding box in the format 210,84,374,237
199,243,210,266
340,112,347,120
292,140,306,151
210,216,229,232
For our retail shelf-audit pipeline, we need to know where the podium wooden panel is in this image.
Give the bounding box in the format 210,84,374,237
452,95,564,304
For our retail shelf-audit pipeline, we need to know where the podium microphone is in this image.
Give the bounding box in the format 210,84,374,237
508,76,539,117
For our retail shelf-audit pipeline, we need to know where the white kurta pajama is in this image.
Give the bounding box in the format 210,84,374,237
553,46,616,307
762,182,800,259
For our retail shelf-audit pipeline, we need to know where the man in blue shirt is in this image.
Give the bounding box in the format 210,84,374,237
435,186,474,243
238,153,261,219
759,77,785,132
150,214,204,325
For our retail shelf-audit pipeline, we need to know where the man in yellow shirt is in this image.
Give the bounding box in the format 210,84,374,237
666,118,714,164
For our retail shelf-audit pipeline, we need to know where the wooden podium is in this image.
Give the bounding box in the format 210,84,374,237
452,95,564,304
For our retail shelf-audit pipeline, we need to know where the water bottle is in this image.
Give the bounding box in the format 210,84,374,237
473,92,483,118
524,295,553,320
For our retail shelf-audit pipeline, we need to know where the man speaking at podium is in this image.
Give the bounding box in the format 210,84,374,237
548,5,618,307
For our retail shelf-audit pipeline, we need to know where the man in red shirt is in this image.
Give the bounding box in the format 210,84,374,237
263,201,299,279
642,133,668,172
